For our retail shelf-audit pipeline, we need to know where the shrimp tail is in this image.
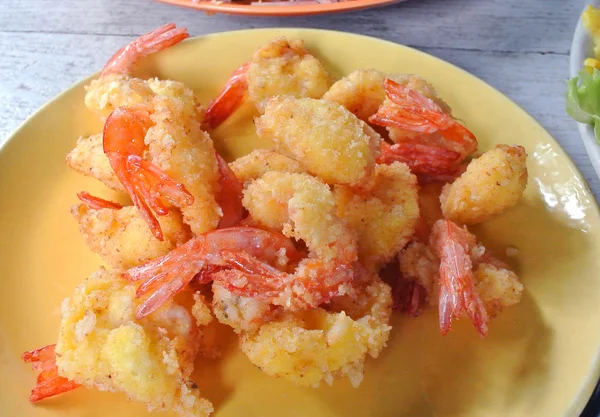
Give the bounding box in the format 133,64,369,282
378,141,462,177
431,220,489,336
216,258,354,310
369,78,455,133
215,152,245,228
127,155,194,209
203,62,251,129
22,344,80,402
102,106,193,241
369,78,478,159
77,191,123,210
439,122,478,155
101,24,189,76
124,227,303,318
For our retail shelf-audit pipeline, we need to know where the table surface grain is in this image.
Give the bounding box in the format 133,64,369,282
0,0,597,198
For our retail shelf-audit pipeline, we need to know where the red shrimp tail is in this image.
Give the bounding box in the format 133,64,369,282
77,191,123,210
101,24,189,77
464,291,489,337
127,155,194,208
215,152,245,228
135,274,194,319
122,155,194,241
214,268,285,300
369,109,441,134
438,285,454,335
22,344,80,402
126,227,303,316
369,79,455,133
440,122,478,155
431,220,489,337
124,237,206,318
203,62,251,129
378,142,462,177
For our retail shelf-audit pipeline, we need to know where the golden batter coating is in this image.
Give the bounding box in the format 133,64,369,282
71,204,191,270
247,37,333,113
256,96,382,188
440,145,528,224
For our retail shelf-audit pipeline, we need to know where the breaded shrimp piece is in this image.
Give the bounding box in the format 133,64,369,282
212,283,280,334
65,134,124,192
71,204,191,270
399,238,524,317
229,149,305,188
256,97,382,188
323,69,450,122
243,171,356,263
440,145,528,224
238,171,357,310
55,268,213,417
334,162,419,270
240,276,392,388
247,37,333,113
145,95,222,235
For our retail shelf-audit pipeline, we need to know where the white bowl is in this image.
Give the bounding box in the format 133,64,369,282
569,3,600,179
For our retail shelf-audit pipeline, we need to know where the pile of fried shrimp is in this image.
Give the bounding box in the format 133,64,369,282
21,24,529,416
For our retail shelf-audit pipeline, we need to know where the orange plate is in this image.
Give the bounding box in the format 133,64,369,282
154,0,405,16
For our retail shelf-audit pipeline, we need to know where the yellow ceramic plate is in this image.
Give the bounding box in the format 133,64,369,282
1,28,600,417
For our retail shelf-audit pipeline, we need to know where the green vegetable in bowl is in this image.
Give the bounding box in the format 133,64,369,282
566,69,600,143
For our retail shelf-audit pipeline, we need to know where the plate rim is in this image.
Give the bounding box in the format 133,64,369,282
3,27,600,417
153,0,404,17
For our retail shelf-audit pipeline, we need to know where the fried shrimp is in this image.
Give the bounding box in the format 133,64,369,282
370,79,477,180
229,149,305,188
204,37,332,129
71,204,191,269
323,69,450,122
80,95,221,240
211,172,358,309
399,220,523,335
243,171,357,264
256,97,381,187
52,269,213,417
440,145,528,225
239,275,392,388
334,162,419,270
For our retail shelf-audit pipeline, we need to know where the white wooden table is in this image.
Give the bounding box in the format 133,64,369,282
0,0,597,198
